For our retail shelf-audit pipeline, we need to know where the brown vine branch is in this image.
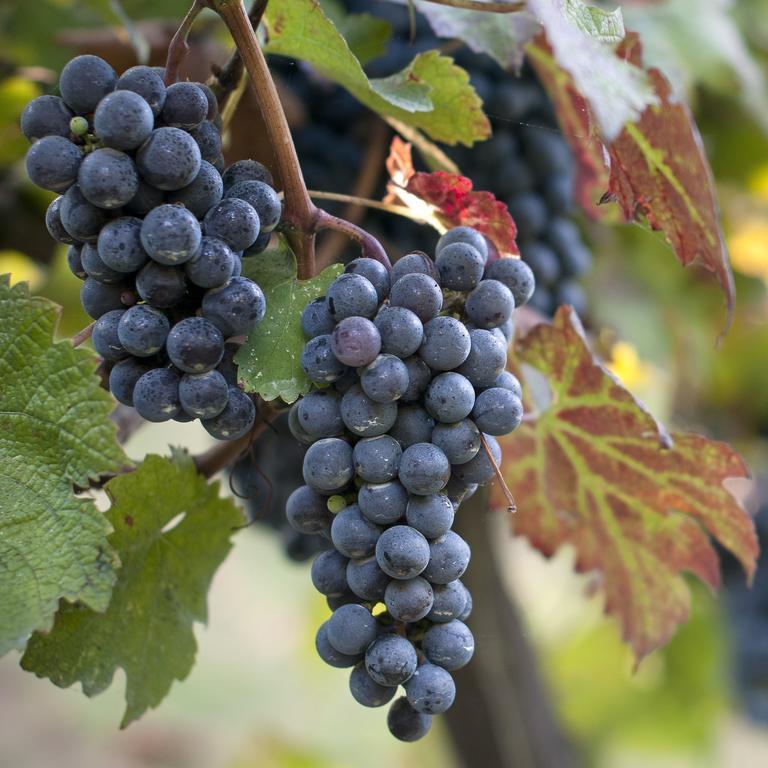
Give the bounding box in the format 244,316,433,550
163,0,206,85
308,191,434,225
210,0,318,279
481,432,516,513
420,0,526,12
72,322,95,348
208,0,266,115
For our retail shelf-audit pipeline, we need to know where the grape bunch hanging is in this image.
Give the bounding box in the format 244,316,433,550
21,54,279,438
285,226,534,740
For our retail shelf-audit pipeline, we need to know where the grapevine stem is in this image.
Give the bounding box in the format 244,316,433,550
314,209,392,269
419,0,527,12
308,191,431,224
480,433,516,513
210,0,317,279
163,0,206,85
209,0,267,119
72,322,95,347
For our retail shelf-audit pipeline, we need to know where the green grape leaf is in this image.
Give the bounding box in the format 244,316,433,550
320,0,393,65
263,0,489,146
236,262,343,403
241,235,297,291
21,453,243,728
0,277,127,656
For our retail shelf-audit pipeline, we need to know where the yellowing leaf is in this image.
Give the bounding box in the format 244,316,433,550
496,308,757,660
264,0,489,145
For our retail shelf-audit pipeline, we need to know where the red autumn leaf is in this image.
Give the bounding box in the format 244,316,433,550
385,137,518,257
526,33,734,326
494,307,757,660
608,34,734,326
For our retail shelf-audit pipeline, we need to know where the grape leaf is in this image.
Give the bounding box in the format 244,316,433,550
528,33,735,324
21,453,243,728
236,259,343,403
242,235,296,291
495,307,758,660
408,0,540,70
526,0,655,140
263,0,489,146
607,34,735,325
0,277,126,656
385,137,518,256
320,1,392,66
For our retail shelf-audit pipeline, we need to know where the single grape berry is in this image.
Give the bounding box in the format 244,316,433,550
45,197,75,245
360,354,409,403
374,306,423,358
25,135,82,193
302,438,354,493
91,310,127,361
179,370,230,419
331,317,381,367
418,316,471,371
78,147,139,209
161,82,209,129
201,386,255,440
166,317,224,373
136,127,201,191
222,159,274,189
132,367,181,422
389,273,443,322
327,273,379,321
435,242,485,291
141,204,201,265
93,90,154,150
203,198,260,252
80,243,124,284
117,304,170,357
21,95,74,141
201,277,266,337
59,55,117,114
115,65,167,116
98,217,147,273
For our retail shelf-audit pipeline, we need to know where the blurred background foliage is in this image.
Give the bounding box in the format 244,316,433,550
1,0,768,766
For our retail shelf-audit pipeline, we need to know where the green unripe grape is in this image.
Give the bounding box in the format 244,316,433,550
327,495,347,514
70,116,89,136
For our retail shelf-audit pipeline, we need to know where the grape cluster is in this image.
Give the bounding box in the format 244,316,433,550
286,226,533,740
21,55,279,438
